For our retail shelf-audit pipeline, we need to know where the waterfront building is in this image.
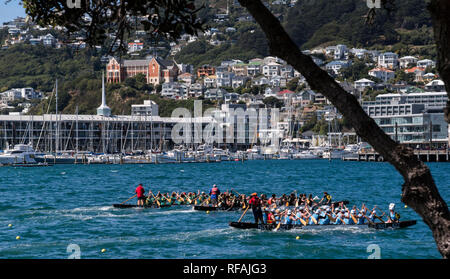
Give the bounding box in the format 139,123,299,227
363,92,449,147
367,92,448,108
131,100,159,116
0,88,277,153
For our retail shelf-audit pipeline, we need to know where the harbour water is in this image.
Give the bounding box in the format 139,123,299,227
0,160,448,259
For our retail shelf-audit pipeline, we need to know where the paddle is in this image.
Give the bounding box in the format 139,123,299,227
374,215,385,223
151,192,161,208
326,213,337,223
274,210,286,232
120,194,137,205
274,221,282,231
362,213,375,225
237,205,250,223
297,214,307,226
305,206,317,224
185,195,192,204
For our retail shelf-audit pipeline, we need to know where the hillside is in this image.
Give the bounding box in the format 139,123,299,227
0,0,438,116
175,0,435,67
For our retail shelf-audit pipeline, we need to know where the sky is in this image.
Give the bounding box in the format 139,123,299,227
0,0,26,24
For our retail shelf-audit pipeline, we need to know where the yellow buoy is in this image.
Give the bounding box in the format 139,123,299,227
8,224,12,228
404,205,408,208
296,236,300,240
206,211,210,214
16,236,20,240
101,249,106,253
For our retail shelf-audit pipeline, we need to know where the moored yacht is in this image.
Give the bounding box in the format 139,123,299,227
0,144,37,165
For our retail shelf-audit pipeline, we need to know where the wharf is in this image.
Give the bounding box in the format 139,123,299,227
342,149,450,162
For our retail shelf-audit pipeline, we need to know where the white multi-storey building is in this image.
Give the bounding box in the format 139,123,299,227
378,52,399,69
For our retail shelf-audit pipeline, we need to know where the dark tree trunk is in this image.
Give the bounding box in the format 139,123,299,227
428,0,450,125
237,0,450,258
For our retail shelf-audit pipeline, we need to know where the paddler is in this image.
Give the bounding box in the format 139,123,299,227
309,209,320,225
248,193,264,224
209,184,220,206
284,210,297,225
357,210,366,224
268,194,277,206
135,184,146,207
319,192,332,205
334,209,345,225
319,207,331,225
266,208,276,224
145,191,155,206
386,203,400,223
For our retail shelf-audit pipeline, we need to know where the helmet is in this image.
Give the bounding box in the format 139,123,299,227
287,210,292,215
389,203,395,210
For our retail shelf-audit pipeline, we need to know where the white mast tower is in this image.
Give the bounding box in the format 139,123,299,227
97,72,111,117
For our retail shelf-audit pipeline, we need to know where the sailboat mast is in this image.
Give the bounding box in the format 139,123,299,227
55,79,59,153
76,105,79,153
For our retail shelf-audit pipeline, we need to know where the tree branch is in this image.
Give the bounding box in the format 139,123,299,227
238,0,450,258
428,0,450,125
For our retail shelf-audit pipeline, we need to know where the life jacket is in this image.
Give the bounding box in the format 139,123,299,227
135,186,145,198
267,212,274,224
211,187,219,196
249,196,261,208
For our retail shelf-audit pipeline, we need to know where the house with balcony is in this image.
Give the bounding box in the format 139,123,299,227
354,78,375,92
417,59,436,68
262,62,282,77
369,67,395,82
378,52,399,69
325,60,352,75
399,56,418,68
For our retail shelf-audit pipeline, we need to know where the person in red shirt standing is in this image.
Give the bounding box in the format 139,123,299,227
248,193,264,224
135,184,146,207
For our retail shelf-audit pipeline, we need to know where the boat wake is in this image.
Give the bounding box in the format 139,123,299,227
288,225,374,235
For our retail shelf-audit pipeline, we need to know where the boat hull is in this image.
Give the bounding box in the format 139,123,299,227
112,204,171,209
193,205,241,211
229,220,417,231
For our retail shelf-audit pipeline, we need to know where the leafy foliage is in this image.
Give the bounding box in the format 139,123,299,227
23,0,205,53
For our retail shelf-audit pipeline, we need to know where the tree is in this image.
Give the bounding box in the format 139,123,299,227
238,0,449,258
286,77,299,91
22,0,450,258
262,96,283,108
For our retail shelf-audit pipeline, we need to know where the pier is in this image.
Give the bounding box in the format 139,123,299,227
342,149,450,162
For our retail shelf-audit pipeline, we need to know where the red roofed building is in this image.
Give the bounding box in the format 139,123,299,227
128,40,144,53
106,56,179,86
368,67,395,82
405,67,426,82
